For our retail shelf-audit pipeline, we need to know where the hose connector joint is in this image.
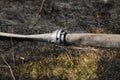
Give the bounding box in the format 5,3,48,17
51,29,66,44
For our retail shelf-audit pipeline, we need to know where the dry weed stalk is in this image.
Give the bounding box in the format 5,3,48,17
29,0,45,28
1,54,16,80
37,0,45,15
9,26,15,65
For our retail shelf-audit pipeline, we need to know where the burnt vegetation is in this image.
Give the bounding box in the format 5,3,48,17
0,0,120,80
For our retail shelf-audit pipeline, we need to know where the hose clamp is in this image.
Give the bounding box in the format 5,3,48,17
51,29,66,44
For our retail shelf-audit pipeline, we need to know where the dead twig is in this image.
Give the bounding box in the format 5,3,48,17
1,54,16,80
37,0,45,16
0,65,9,68
10,26,15,65
28,0,45,28
10,37,15,64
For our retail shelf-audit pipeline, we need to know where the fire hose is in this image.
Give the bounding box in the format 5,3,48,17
0,30,120,48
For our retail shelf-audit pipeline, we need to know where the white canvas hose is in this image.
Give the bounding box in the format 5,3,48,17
0,30,120,48
0,32,51,41
66,33,120,48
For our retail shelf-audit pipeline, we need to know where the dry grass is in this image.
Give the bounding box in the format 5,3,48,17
1,43,119,80
16,45,103,80
90,27,112,34
14,44,120,80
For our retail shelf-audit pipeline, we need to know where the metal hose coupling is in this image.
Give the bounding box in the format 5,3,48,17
51,29,67,44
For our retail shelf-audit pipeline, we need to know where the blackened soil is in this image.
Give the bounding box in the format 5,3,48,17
0,0,120,80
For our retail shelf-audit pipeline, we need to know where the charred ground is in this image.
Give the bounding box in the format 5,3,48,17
0,0,120,80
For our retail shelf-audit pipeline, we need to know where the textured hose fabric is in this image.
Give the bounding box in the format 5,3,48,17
66,33,120,48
